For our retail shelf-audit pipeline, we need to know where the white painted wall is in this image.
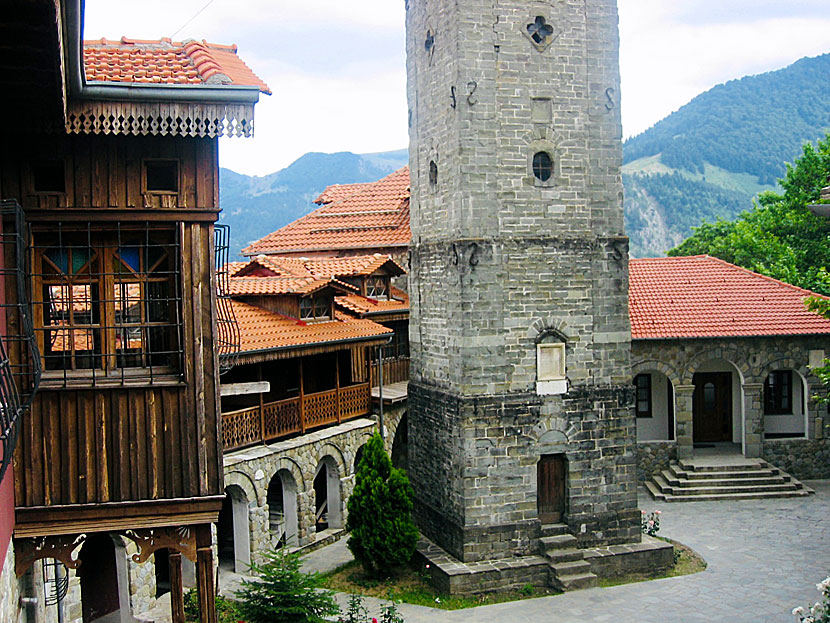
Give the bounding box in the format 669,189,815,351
636,372,674,441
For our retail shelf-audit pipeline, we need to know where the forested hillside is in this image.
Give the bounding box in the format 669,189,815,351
623,53,830,256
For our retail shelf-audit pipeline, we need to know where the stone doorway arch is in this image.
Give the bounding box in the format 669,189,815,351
217,484,251,573
267,470,299,547
313,456,343,532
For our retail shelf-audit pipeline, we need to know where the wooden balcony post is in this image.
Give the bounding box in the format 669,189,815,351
258,367,265,443
169,551,185,623
195,524,216,623
335,354,341,424
299,359,306,434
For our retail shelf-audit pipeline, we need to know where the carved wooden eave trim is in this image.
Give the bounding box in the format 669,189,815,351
66,99,255,138
14,526,198,577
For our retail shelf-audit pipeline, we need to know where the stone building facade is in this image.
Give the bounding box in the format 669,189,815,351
406,0,640,565
633,335,830,480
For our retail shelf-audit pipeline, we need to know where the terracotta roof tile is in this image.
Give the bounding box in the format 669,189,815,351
233,253,406,281
629,256,830,339
231,300,391,353
243,167,411,255
336,287,409,316
314,182,374,205
226,276,357,297
83,37,270,93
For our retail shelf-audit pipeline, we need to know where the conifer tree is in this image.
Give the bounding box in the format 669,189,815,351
346,432,418,577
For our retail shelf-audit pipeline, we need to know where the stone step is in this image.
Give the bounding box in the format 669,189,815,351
677,459,768,473
554,571,598,591
539,523,570,538
543,548,584,564
651,473,672,493
644,479,665,500
668,463,779,480
658,482,801,496
660,469,790,488
659,489,813,503
551,559,592,575
540,534,578,550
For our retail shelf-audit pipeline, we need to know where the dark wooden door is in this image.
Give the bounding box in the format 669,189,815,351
537,455,567,523
693,372,733,442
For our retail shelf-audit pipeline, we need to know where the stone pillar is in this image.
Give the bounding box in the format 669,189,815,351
674,385,695,460
742,383,764,458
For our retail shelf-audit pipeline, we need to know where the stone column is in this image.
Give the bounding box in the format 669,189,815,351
742,383,764,458
674,385,695,460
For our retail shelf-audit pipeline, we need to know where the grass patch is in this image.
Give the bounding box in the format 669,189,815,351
320,559,558,610
598,538,707,588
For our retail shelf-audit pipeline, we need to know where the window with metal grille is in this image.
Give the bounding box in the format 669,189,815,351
299,295,331,321
31,224,182,385
532,151,553,182
366,276,389,299
764,370,792,415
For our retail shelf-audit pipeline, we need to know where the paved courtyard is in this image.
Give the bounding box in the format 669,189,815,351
309,481,830,623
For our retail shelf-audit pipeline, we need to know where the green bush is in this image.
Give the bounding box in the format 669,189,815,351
183,589,239,623
346,432,419,577
234,548,339,623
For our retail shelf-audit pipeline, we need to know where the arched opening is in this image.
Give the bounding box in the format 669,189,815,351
217,485,251,573
78,533,132,623
391,413,408,471
764,368,808,439
267,470,299,547
313,456,342,532
537,454,567,524
354,444,367,474
692,359,743,452
634,371,675,442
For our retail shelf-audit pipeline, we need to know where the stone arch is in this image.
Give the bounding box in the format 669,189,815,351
218,484,251,573
266,469,300,547
225,470,258,507
317,442,347,479
527,317,575,344
270,456,307,499
531,416,579,450
390,412,408,471
631,359,682,387
759,357,812,439
683,346,748,385
313,455,343,531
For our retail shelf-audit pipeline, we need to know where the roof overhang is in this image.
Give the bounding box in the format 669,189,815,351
232,333,392,365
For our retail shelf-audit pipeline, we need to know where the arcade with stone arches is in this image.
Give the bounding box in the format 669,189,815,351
217,407,407,569
632,336,829,479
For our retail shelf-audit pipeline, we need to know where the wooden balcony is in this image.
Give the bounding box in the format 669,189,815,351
369,357,409,388
221,382,371,451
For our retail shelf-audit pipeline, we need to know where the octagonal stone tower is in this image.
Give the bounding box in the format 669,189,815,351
406,0,640,563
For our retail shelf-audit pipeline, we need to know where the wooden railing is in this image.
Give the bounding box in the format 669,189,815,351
370,357,410,388
222,383,371,451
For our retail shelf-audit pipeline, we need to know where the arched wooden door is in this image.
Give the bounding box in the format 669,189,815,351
537,454,567,523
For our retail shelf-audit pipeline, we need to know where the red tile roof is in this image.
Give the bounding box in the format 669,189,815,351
231,300,391,353
629,256,830,339
336,287,409,316
83,37,271,94
242,167,411,256
314,182,374,205
234,254,405,281
226,276,357,297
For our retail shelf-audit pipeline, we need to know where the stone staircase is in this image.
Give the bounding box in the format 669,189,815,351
538,523,597,591
645,457,814,502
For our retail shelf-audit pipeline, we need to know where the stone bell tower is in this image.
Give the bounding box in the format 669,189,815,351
406,0,640,565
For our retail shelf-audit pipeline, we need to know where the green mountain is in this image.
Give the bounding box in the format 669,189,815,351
218,149,408,256
623,53,830,257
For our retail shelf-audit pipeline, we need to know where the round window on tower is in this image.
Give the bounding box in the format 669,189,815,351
532,151,553,183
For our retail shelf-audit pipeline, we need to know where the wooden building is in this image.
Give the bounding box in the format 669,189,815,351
0,1,268,622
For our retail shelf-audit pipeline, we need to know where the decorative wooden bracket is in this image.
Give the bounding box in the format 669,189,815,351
121,526,197,564
14,534,86,578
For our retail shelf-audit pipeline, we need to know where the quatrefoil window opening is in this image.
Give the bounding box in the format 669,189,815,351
425,30,435,52
527,16,554,45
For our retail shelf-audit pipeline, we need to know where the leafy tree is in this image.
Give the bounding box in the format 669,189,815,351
669,133,830,295
234,548,339,623
346,432,419,577
806,297,830,403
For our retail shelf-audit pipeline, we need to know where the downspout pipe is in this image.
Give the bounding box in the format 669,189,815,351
64,0,261,105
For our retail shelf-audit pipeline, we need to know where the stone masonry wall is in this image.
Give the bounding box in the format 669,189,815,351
0,543,21,623
407,0,639,564
636,442,677,482
764,439,830,479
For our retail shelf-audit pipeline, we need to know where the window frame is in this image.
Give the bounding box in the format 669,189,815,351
299,294,332,322
142,159,181,196
31,225,182,385
764,370,793,415
634,373,652,418
365,276,389,300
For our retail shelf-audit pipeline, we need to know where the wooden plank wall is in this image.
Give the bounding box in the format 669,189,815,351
0,133,218,210
4,131,224,510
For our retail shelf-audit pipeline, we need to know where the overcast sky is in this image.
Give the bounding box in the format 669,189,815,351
83,1,830,177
